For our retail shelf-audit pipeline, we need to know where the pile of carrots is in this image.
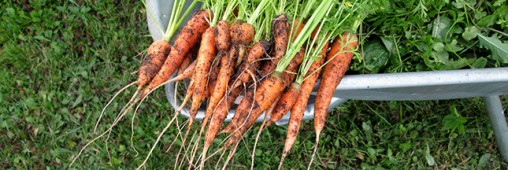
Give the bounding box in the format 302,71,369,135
73,0,377,169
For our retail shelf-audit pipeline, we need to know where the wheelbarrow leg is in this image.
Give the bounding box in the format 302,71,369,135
483,96,508,162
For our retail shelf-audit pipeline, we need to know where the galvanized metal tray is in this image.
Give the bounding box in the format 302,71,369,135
146,0,508,124
146,0,508,161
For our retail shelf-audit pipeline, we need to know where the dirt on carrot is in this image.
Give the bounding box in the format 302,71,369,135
188,27,217,124
140,10,210,98
314,32,358,133
223,49,305,148
137,40,171,91
267,82,301,126
233,40,271,87
169,60,196,82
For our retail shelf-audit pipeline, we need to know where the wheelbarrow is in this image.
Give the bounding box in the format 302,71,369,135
145,0,508,162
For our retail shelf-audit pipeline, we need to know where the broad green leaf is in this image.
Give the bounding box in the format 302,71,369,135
478,15,497,27
478,153,492,166
432,42,445,52
462,26,479,41
474,11,487,20
380,36,394,52
452,1,464,9
425,144,435,166
432,16,452,40
478,34,508,63
432,51,449,63
494,0,506,6
399,142,412,152
363,40,390,73
472,58,488,68
442,105,467,134
72,94,83,108
447,39,464,52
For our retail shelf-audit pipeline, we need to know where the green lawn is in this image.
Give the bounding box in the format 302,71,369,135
1,0,507,169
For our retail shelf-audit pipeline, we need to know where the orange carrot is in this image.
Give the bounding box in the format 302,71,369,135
233,40,271,88
206,58,220,98
137,40,172,91
140,10,210,98
278,41,329,166
269,41,329,125
203,20,230,101
272,15,290,63
220,89,255,134
314,32,358,135
291,19,304,42
305,33,359,169
259,15,289,76
203,20,234,118
230,20,255,45
223,49,305,148
202,83,243,156
205,47,236,122
168,60,196,82
215,20,231,51
178,53,192,75
176,28,216,168
260,18,305,78
205,20,254,111
188,27,216,126
266,83,301,126
230,20,255,67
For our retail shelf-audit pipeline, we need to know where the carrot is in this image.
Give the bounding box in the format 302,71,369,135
194,23,233,161
259,17,304,77
207,19,257,133
215,20,231,51
266,83,301,126
140,10,210,98
175,27,216,169
233,40,271,88
168,60,196,82
204,19,255,120
188,27,216,126
223,49,305,148
220,89,255,134
314,32,357,134
269,40,328,125
202,83,243,160
199,0,264,165
259,15,289,76
231,20,255,45
307,33,358,169
278,41,329,168
203,20,231,101
206,58,220,98
205,47,236,121
292,19,304,37
230,20,255,67
204,19,235,119
272,15,290,63
178,53,192,75
137,40,172,91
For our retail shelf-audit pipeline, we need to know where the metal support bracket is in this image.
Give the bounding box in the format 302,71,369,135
484,96,508,162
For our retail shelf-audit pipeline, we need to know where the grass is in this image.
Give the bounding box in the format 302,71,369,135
1,0,507,169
